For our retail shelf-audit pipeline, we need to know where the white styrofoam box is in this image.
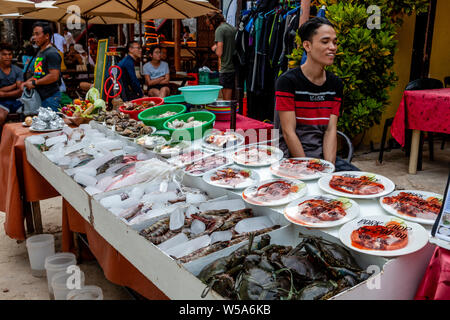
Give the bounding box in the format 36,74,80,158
184,223,386,300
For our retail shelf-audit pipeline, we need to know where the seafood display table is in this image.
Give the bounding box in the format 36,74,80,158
0,123,59,240
183,160,437,300
24,128,436,300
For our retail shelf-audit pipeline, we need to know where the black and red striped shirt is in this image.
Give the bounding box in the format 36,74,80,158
274,67,343,158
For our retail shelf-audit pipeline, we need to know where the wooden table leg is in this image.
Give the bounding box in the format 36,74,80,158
409,129,421,174
23,199,34,234
31,201,43,234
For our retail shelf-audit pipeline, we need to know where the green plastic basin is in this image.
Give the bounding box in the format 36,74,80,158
178,85,223,105
163,94,185,104
138,104,186,130
163,111,216,141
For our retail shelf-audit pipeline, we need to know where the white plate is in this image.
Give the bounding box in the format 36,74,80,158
22,122,30,127
202,129,245,151
168,148,212,166
318,171,395,199
270,157,335,180
153,140,192,158
203,164,260,190
338,215,429,257
232,145,284,167
184,155,233,177
284,194,360,228
242,178,307,207
135,135,169,150
379,190,443,225
29,127,63,132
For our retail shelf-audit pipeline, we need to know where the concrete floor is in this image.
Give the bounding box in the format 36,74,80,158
0,141,448,300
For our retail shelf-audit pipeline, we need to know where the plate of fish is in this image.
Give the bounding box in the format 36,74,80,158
318,171,395,199
379,190,443,225
232,145,284,167
242,178,307,207
184,155,232,176
135,135,169,150
203,165,260,190
339,215,429,257
270,157,335,180
284,194,359,228
168,148,212,167
202,129,244,150
153,140,192,157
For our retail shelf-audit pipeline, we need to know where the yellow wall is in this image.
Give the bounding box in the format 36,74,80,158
428,0,450,84
365,0,450,145
363,14,416,145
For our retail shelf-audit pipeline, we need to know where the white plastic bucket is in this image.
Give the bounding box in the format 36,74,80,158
25,234,55,277
45,252,77,299
51,269,85,300
66,285,103,300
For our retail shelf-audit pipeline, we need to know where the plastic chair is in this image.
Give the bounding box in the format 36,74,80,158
378,78,443,169
337,130,354,163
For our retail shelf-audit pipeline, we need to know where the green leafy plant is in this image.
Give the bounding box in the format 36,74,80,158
289,0,428,139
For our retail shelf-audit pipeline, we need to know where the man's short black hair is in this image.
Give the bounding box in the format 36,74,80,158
32,21,53,36
149,45,161,56
298,17,334,42
126,41,139,53
0,42,13,53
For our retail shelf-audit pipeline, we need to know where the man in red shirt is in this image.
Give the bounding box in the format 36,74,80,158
275,17,358,171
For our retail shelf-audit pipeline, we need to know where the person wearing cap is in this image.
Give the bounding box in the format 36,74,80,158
74,44,94,68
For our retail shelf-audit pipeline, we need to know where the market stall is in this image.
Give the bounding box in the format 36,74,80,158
19,102,441,299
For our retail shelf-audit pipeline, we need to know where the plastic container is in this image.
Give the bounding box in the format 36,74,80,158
187,72,198,85
119,97,164,120
163,94,186,104
178,85,222,105
66,285,103,300
26,234,55,277
163,111,216,141
206,100,239,121
45,252,77,299
138,104,186,129
51,269,86,300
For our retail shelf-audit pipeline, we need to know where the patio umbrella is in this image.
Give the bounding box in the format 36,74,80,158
57,0,219,44
0,0,41,14
1,5,137,51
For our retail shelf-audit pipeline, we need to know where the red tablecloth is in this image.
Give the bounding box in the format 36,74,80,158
415,246,450,300
391,88,450,147
213,114,274,143
0,123,59,240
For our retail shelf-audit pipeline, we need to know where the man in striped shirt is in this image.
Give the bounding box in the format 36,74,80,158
275,17,358,171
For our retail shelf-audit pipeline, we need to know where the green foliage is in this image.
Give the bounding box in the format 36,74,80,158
289,0,428,138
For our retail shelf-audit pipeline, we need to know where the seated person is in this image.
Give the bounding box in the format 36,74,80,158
0,42,23,126
275,18,359,172
182,26,193,42
117,41,144,102
143,45,170,98
64,43,80,69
